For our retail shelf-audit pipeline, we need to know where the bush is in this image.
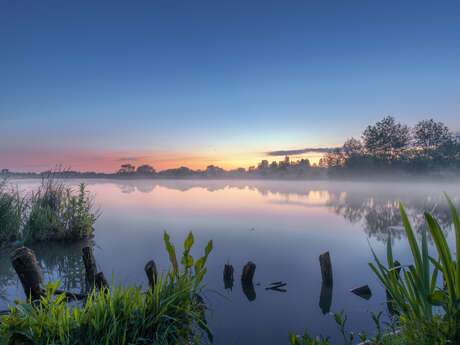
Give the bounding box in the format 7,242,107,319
0,232,213,345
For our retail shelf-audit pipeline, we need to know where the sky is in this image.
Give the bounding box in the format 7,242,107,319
1,0,460,172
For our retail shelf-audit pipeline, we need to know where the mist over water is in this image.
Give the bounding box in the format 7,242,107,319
1,179,460,344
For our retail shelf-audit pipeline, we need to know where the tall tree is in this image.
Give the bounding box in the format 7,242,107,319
136,164,156,175
413,119,452,149
362,116,410,154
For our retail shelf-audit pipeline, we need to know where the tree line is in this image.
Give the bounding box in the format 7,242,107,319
319,116,460,175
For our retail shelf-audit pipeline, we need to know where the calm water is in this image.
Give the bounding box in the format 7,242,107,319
1,179,460,344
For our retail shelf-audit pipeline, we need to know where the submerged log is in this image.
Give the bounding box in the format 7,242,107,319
350,285,372,300
144,260,158,289
319,251,333,285
11,247,44,301
82,246,98,291
241,262,256,283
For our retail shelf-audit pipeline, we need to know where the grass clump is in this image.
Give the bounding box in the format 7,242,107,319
0,174,99,245
0,232,213,345
0,180,26,244
290,194,460,345
24,177,99,242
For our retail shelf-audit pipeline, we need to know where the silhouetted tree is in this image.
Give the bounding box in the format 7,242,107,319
117,164,136,174
413,119,452,149
362,116,410,158
136,164,156,175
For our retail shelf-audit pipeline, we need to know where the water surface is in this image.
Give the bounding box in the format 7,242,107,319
1,179,460,344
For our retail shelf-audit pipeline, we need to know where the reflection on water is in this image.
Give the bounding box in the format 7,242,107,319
2,179,460,344
0,240,92,303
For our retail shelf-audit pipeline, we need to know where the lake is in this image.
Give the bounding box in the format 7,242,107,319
1,179,460,344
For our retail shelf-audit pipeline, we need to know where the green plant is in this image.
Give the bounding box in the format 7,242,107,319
0,232,213,345
24,176,99,243
0,180,26,244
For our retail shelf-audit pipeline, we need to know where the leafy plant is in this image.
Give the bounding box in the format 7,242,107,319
0,233,214,345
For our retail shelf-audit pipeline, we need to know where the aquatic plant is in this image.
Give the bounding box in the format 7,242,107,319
0,232,213,345
0,180,27,244
23,176,99,243
290,194,460,344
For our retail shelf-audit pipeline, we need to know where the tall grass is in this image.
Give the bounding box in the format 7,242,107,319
0,232,213,345
0,179,26,244
291,194,460,344
0,175,100,245
24,177,99,242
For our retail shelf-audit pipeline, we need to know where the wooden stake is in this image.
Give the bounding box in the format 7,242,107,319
11,247,44,301
319,251,333,285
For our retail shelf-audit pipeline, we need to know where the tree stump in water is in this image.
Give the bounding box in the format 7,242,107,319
95,272,109,290
82,246,98,291
241,262,256,283
144,260,158,289
319,251,333,285
11,247,44,301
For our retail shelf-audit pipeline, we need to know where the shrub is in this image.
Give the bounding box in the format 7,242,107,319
0,232,213,345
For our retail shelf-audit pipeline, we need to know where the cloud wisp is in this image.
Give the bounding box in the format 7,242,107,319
266,147,337,156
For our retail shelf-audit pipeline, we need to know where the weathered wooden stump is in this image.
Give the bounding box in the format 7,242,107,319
95,272,109,290
319,281,333,314
82,246,98,291
241,262,256,283
144,260,158,289
319,251,333,285
223,264,234,289
242,281,256,301
11,247,44,301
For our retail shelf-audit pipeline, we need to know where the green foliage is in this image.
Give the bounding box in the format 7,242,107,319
0,233,213,345
291,195,460,344
0,180,26,244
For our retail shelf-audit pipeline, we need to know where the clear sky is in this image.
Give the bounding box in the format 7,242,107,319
1,0,460,172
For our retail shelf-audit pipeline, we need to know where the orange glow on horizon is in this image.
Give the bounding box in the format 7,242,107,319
1,148,325,173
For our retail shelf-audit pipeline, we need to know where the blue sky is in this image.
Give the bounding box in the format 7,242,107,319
1,0,460,171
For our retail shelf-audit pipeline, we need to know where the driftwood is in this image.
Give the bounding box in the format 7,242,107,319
82,246,98,291
144,260,158,289
319,251,333,286
350,285,372,300
241,262,256,283
11,247,45,301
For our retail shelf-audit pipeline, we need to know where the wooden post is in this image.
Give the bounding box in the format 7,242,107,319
223,264,234,289
319,281,333,314
11,247,44,301
319,251,333,285
82,246,97,291
95,272,109,290
144,260,158,289
242,281,256,301
241,262,256,283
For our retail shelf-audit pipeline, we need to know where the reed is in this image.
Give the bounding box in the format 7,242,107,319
0,232,213,345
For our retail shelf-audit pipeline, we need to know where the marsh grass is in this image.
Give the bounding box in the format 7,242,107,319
0,174,100,245
0,179,26,244
0,232,213,345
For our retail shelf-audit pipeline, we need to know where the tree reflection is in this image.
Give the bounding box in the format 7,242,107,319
328,191,460,242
